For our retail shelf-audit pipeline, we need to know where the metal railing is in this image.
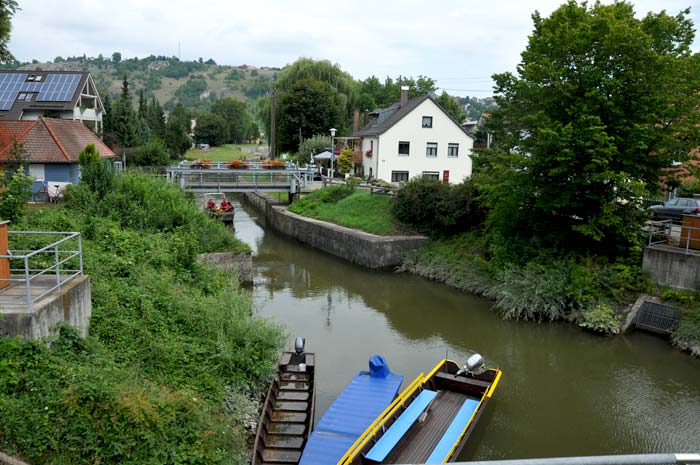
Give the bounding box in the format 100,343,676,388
166,164,314,193
0,231,83,310
646,220,700,255
450,453,700,465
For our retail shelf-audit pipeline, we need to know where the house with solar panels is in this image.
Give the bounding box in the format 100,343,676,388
0,70,104,135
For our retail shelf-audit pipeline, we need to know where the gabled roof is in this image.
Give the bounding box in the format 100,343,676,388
0,117,115,164
0,70,94,120
352,94,473,139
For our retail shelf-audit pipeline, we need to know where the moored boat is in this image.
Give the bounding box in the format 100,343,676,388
339,355,502,465
297,356,404,465
252,338,316,465
204,192,235,224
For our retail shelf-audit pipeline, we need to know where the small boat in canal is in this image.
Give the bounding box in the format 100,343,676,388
297,356,404,465
252,338,316,465
204,192,235,224
339,355,502,465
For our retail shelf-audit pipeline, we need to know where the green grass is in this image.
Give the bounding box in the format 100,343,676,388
289,188,409,236
185,144,260,162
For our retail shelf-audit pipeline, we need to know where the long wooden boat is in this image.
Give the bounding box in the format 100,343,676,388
252,340,316,465
297,355,404,465
339,355,502,465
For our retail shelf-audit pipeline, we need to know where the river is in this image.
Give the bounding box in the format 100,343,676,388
233,201,700,461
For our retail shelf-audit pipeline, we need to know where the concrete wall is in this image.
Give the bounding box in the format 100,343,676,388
0,275,91,339
243,193,428,269
197,252,253,284
643,247,700,290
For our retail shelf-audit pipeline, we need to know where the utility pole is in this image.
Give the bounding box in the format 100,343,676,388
270,87,276,159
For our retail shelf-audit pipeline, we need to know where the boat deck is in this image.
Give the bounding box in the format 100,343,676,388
383,390,472,464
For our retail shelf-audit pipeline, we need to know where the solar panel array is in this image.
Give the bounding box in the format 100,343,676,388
0,72,82,110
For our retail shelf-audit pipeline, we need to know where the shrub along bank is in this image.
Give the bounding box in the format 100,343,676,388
0,173,284,464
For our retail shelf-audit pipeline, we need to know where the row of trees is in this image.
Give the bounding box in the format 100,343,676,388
194,97,259,146
256,58,469,155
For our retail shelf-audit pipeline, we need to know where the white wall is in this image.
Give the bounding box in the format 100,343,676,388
374,99,473,184
361,136,379,179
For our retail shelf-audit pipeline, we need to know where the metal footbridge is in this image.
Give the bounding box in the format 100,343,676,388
165,161,314,194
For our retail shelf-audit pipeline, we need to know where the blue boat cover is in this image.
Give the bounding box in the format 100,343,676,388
299,356,404,465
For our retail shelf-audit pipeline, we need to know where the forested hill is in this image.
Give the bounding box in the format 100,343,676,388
13,54,279,111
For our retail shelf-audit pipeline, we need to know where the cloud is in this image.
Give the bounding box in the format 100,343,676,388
9,0,698,97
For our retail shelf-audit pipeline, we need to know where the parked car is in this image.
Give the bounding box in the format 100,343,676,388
648,197,700,223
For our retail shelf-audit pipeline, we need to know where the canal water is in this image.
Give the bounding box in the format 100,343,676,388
233,202,700,461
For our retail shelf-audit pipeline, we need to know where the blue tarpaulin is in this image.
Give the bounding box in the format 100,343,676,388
298,356,403,465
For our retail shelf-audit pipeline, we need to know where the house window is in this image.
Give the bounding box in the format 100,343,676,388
422,116,433,128
398,141,410,156
26,74,42,82
448,143,459,157
422,171,439,180
391,171,409,183
17,92,33,101
426,142,438,157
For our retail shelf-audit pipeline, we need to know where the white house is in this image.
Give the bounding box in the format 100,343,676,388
350,87,473,184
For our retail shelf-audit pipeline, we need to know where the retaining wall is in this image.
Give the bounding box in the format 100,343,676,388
0,275,92,339
243,193,428,269
643,246,700,290
197,252,254,283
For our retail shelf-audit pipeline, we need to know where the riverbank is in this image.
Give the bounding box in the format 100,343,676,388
0,174,283,464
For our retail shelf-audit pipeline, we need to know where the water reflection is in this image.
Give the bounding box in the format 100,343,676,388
233,200,700,460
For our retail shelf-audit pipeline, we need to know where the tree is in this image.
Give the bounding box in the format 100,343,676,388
165,103,192,156
212,97,251,144
194,112,227,146
0,169,31,222
337,147,353,174
294,134,329,165
112,52,121,63
146,97,166,141
128,138,170,166
277,79,344,152
110,98,140,147
78,144,113,200
78,143,100,166
436,92,466,124
477,1,700,258
5,136,26,172
0,0,17,63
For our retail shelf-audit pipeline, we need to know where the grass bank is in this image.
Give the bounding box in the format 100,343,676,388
0,173,283,464
400,232,652,335
288,187,411,236
186,144,261,162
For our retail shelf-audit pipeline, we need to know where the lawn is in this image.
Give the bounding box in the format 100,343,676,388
288,187,411,236
185,144,261,162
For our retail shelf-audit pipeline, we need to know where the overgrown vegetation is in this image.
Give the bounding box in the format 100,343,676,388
0,173,282,464
660,289,700,357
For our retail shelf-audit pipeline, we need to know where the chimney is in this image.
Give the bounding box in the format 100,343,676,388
353,108,360,133
400,85,409,107
364,110,369,126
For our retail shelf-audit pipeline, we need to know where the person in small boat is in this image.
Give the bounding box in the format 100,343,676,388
206,199,217,211
220,198,233,212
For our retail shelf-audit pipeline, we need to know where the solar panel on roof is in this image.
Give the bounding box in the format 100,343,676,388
37,73,81,102
0,73,27,110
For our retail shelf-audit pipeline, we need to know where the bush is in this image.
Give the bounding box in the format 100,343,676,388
578,302,621,335
0,169,32,222
294,134,329,165
127,138,171,166
391,177,481,235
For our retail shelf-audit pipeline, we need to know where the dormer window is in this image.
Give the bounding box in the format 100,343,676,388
369,115,379,126
17,92,34,101
27,74,43,82
422,116,433,128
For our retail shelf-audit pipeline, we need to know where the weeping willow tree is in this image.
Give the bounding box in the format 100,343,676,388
257,58,359,155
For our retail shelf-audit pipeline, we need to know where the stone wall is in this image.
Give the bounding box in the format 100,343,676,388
197,252,253,283
0,275,91,339
243,193,428,269
643,246,700,290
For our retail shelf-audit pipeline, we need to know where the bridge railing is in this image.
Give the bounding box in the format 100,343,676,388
646,220,700,255
165,165,314,193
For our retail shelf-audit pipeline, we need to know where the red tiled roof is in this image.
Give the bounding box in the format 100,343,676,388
0,117,115,164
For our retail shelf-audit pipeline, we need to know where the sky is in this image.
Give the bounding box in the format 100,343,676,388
8,0,699,98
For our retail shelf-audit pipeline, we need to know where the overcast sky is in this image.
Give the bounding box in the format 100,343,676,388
8,0,699,97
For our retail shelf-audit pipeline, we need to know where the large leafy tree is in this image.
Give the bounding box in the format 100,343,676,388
165,103,192,156
194,111,228,146
477,1,700,258
277,79,344,152
436,92,467,124
0,0,17,63
212,97,252,144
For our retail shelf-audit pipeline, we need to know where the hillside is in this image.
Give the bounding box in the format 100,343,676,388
16,55,278,110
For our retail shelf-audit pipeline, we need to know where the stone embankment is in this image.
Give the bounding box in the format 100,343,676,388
197,252,254,284
242,193,428,269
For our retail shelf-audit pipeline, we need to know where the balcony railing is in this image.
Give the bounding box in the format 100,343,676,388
0,231,83,310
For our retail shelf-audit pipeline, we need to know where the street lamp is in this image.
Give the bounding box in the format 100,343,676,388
330,128,337,178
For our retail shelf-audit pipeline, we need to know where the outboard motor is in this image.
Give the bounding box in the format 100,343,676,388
456,353,486,377
294,336,305,354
